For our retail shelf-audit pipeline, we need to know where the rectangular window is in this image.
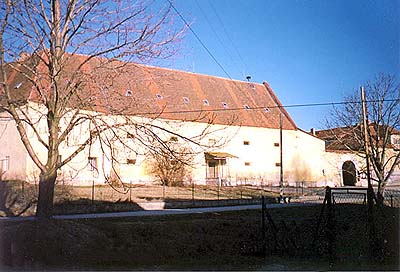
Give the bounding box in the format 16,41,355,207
127,159,136,165
245,162,251,166
392,136,400,145
208,138,216,146
274,143,279,147
243,141,250,145
2,156,10,171
88,157,97,171
275,162,281,167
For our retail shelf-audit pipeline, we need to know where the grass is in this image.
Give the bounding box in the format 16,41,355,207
1,181,279,216
1,205,398,270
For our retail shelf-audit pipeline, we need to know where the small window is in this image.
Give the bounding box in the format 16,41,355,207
156,93,163,99
127,159,136,165
243,141,250,145
222,102,228,108
275,162,281,167
170,136,178,142
125,90,133,97
208,138,216,146
203,99,209,106
244,105,250,110
88,157,98,171
245,162,251,166
274,143,279,147
127,133,135,139
1,156,10,171
392,136,400,145
183,97,189,104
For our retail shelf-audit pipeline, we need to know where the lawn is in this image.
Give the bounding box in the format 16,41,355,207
0,205,398,270
1,181,279,216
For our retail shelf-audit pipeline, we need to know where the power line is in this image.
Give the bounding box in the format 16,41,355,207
207,0,248,76
133,99,400,116
167,0,245,93
194,0,244,78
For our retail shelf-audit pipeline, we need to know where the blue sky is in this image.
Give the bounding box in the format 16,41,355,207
164,0,399,130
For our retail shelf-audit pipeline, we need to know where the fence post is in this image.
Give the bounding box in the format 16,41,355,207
91,179,95,208
326,186,335,265
261,196,266,255
192,181,195,204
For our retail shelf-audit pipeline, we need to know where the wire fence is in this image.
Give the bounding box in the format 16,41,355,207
383,189,400,208
1,180,399,217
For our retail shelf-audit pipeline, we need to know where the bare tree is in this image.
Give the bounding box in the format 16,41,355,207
0,0,212,217
324,74,400,201
145,138,194,187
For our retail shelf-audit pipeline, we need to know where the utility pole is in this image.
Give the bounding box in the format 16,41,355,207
361,86,375,255
361,87,373,194
279,113,284,202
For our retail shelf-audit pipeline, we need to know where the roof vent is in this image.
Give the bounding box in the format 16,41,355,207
244,105,250,110
246,75,251,82
222,102,228,108
156,93,163,99
14,82,22,89
203,99,209,106
183,96,189,104
264,107,270,112
125,90,133,97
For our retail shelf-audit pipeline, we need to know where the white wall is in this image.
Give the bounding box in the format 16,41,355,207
0,104,340,187
0,112,28,180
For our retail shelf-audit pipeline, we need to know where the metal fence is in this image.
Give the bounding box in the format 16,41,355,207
383,189,400,208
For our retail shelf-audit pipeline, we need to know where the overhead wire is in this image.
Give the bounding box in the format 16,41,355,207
194,0,245,79
133,99,400,116
167,0,247,93
207,0,249,77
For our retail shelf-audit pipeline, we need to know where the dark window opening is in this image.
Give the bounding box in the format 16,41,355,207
127,159,136,165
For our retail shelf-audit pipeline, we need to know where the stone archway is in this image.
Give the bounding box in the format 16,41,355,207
342,161,356,186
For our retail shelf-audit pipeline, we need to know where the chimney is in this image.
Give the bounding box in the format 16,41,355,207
310,128,316,136
18,52,30,61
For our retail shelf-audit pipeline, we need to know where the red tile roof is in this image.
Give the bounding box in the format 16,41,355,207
2,53,297,130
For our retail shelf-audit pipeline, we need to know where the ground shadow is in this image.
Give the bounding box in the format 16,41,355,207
53,198,145,215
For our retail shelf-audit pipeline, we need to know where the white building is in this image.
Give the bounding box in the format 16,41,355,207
1,54,331,187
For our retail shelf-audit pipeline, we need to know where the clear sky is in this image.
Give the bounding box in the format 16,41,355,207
163,0,399,130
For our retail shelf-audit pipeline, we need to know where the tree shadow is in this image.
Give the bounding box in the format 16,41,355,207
162,195,276,209
52,198,144,215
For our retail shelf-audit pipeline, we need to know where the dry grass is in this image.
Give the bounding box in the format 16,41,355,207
0,205,398,270
1,181,277,216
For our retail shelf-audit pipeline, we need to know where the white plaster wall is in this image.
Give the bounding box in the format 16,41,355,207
0,112,28,180
1,103,347,187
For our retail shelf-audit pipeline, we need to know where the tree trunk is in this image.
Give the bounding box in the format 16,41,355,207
36,171,57,218
376,189,384,206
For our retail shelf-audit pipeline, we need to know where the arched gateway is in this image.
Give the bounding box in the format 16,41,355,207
342,161,357,186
